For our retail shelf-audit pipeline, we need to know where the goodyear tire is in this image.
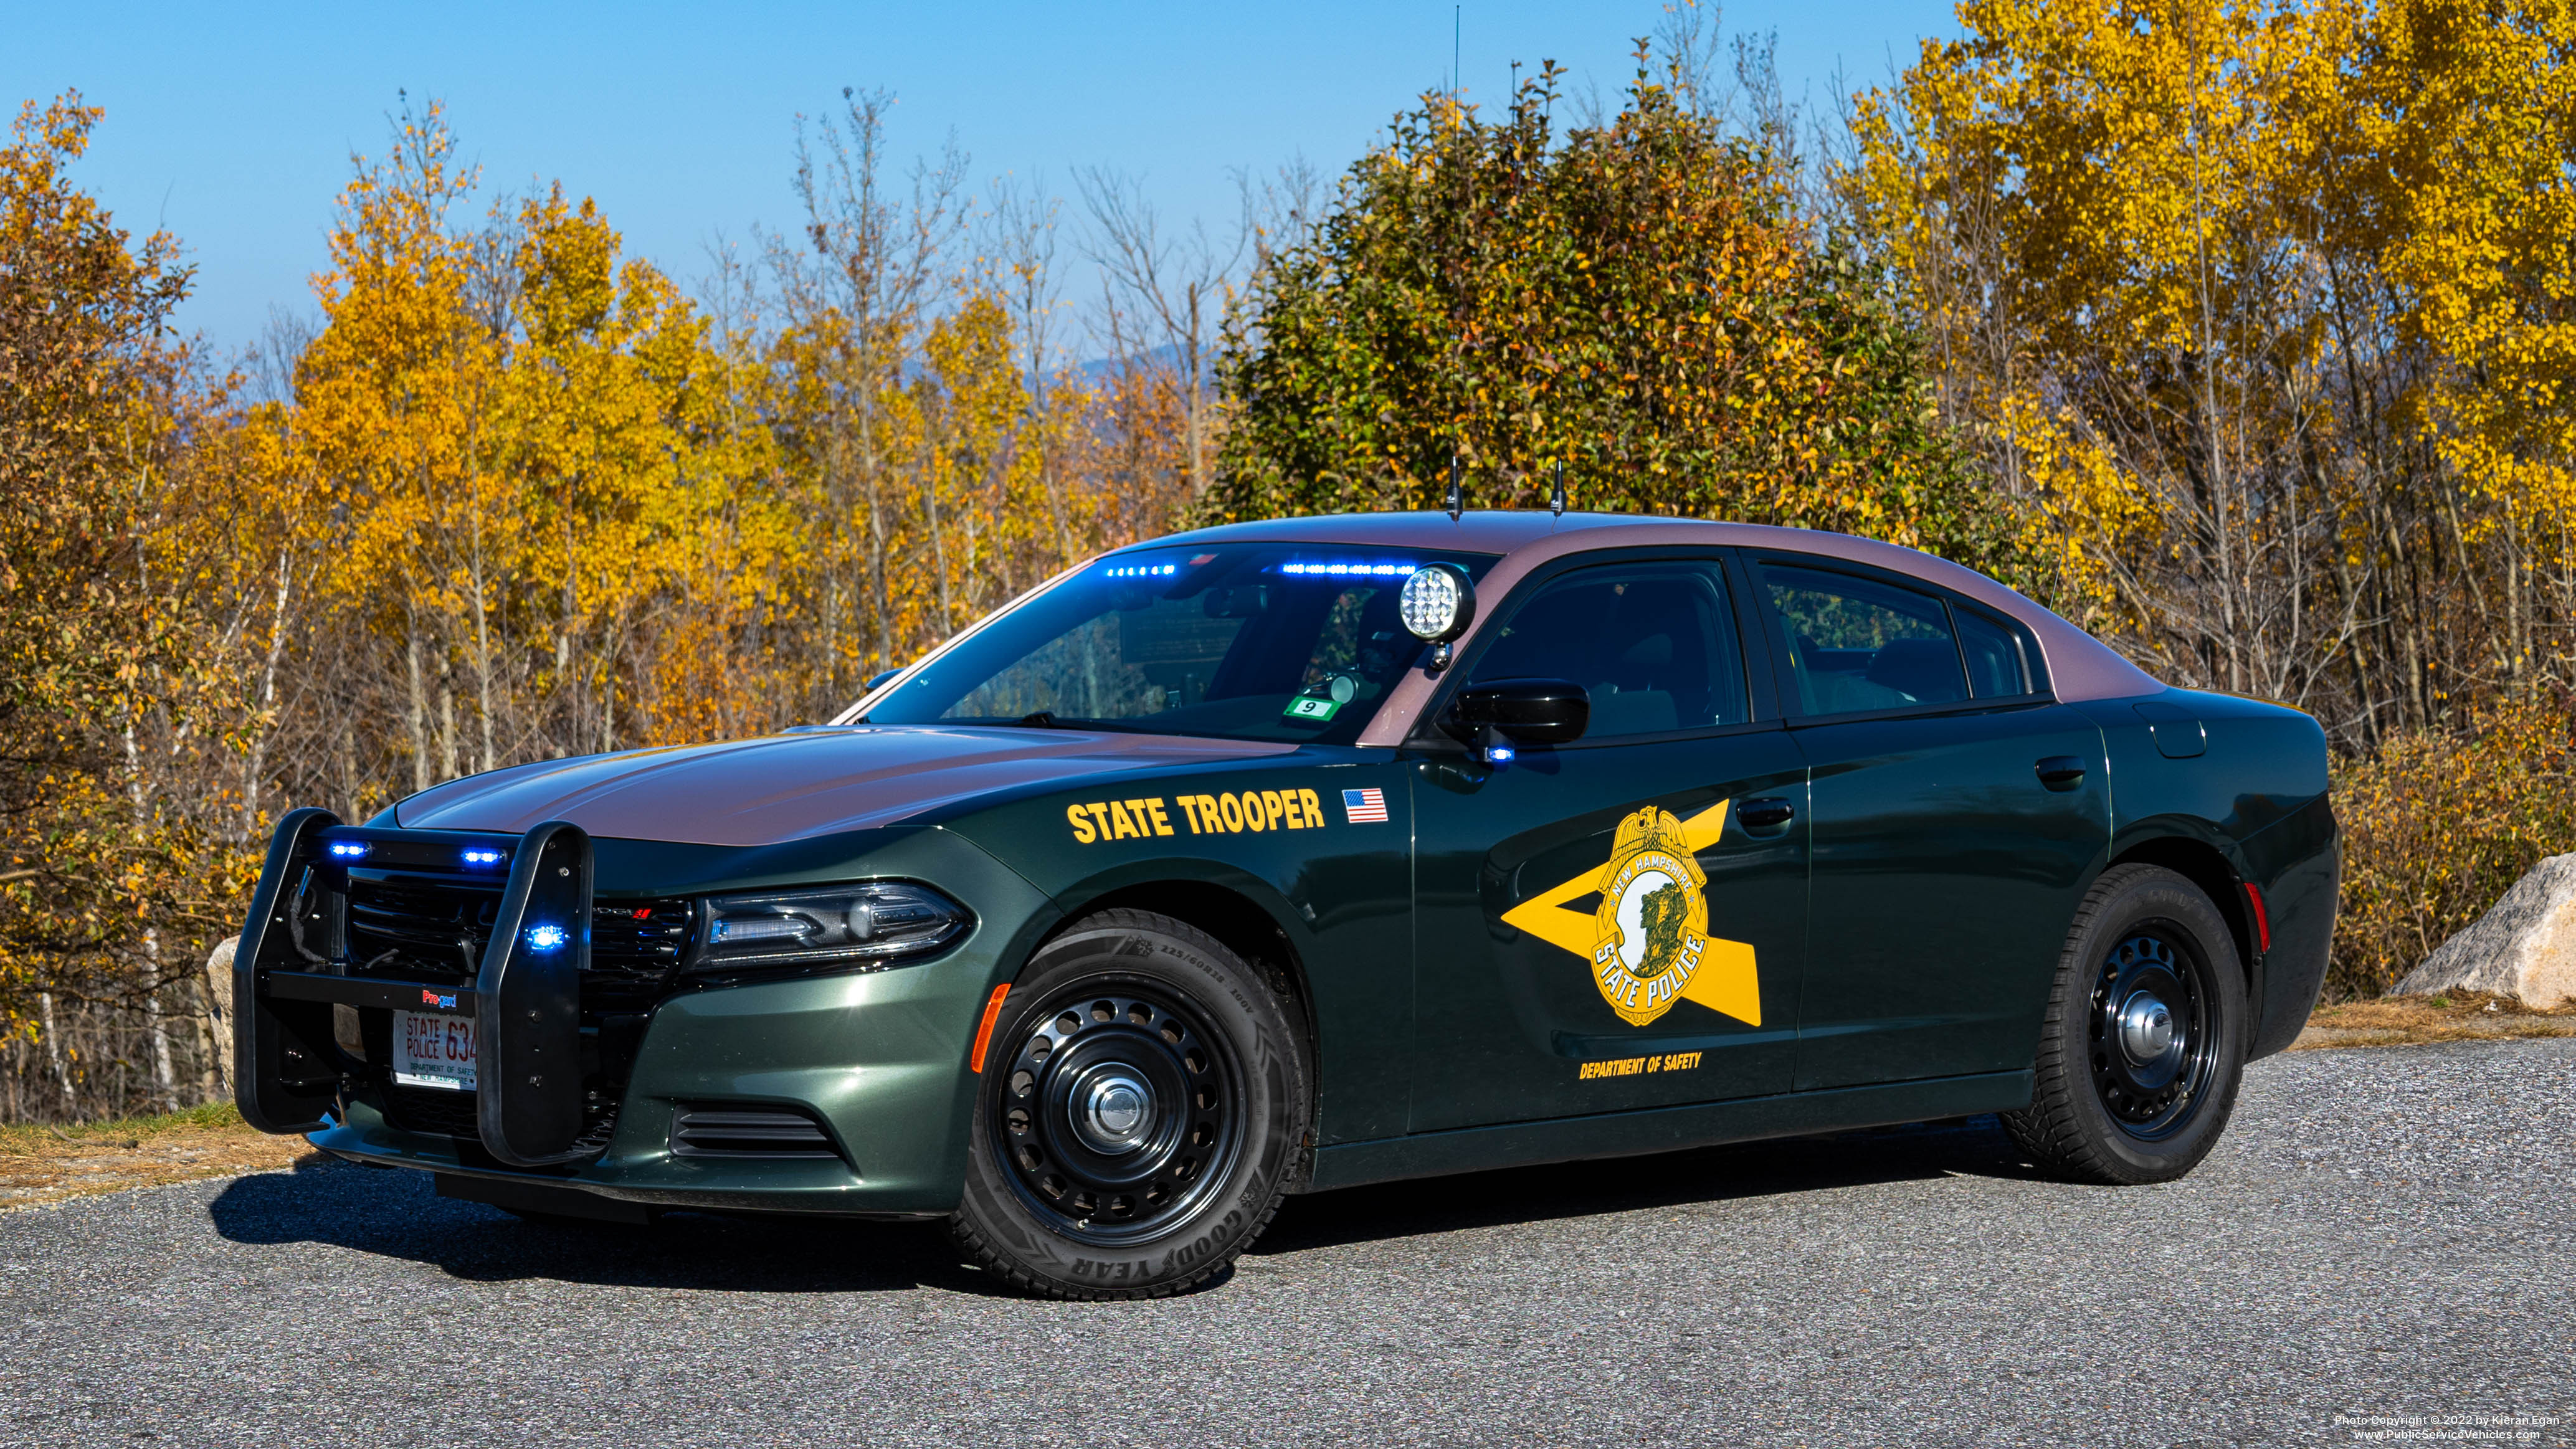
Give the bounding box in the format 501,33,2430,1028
2003,863,2249,1185
950,909,1310,1299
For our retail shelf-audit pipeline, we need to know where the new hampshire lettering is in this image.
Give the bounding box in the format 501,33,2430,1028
1066,788,1328,843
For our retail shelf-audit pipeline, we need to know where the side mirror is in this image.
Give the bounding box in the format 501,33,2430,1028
1444,677,1590,746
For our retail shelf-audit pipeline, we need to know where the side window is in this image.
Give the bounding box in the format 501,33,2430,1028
1762,563,1969,716
1954,604,2030,698
1468,561,1748,738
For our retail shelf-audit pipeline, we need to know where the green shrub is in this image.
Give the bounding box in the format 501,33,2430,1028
2331,691,2576,999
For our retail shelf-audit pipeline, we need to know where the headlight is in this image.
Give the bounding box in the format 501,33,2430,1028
689,881,971,977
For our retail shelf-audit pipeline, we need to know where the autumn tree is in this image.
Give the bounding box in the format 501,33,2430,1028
0,95,249,1114
293,99,503,792
1211,49,2014,577
1851,0,2576,746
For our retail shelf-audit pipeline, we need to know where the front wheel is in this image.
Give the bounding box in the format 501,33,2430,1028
2003,863,2248,1185
949,909,1310,1299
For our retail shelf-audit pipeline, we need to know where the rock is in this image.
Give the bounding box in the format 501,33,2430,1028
205,936,239,1090
2392,854,2576,1007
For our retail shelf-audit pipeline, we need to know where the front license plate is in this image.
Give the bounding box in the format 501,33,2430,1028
393,1010,477,1091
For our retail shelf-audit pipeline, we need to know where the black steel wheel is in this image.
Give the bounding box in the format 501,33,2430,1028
2086,928,2217,1140
950,908,1309,1299
2005,863,2248,1185
990,982,1244,1245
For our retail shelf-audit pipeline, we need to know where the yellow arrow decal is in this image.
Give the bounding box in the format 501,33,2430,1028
1498,798,1762,1027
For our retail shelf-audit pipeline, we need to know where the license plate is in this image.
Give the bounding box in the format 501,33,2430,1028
393,1010,477,1091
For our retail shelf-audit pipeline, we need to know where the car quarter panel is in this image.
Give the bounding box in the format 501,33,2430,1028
934,749,1417,1147
2075,688,2338,1060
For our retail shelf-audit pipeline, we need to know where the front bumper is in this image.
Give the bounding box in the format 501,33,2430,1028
315,957,1006,1215
242,814,1052,1216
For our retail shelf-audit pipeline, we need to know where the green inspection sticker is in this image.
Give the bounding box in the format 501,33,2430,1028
1282,695,1342,722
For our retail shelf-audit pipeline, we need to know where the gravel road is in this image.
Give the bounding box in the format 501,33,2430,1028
4,1037,2571,1449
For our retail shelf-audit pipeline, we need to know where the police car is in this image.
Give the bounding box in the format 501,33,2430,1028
234,511,2339,1298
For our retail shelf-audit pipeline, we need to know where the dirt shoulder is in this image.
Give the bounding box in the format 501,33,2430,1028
0,1103,315,1211
2289,991,2576,1051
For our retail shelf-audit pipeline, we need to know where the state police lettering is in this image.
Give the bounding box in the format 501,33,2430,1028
1065,789,1329,843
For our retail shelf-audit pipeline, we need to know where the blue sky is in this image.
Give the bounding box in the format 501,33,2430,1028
6,1,1955,354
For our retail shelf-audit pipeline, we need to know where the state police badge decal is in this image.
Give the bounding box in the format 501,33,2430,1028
1496,798,1763,1029
1589,807,1713,1027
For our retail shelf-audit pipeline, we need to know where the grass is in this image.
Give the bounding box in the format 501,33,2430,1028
0,1100,315,1211
2291,991,2576,1050
0,996,2567,1210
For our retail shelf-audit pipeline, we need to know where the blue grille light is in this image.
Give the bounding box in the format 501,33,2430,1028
460,847,505,866
326,841,369,859
524,923,569,953
1485,744,1517,765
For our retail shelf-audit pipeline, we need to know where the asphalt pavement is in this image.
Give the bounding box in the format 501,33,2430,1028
4,1037,2570,1448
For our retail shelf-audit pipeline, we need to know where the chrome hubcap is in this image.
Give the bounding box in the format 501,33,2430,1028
1075,1070,1155,1153
2117,992,2176,1065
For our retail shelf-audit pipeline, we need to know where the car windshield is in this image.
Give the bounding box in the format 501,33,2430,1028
861,543,1499,744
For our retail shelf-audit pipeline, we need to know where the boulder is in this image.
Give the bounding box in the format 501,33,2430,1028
2392,853,2576,1007
205,936,239,1090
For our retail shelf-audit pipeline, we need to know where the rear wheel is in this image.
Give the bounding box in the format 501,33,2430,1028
949,909,1309,1299
2003,863,2248,1185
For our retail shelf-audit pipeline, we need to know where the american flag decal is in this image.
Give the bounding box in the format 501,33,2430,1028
1341,787,1389,824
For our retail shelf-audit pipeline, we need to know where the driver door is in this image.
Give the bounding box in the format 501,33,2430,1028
1407,553,1810,1133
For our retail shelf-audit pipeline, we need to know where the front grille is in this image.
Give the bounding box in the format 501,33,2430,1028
587,901,692,1010
348,881,494,979
671,1103,840,1159
345,873,695,1153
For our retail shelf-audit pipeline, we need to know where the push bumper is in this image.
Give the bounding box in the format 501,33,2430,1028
310,954,1012,1215
237,810,1052,1217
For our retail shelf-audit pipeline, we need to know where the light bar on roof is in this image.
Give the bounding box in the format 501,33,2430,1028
1277,561,1416,577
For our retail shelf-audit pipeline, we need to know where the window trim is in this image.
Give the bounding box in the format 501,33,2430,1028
1949,593,2053,701
1403,547,1780,752
1743,550,2057,728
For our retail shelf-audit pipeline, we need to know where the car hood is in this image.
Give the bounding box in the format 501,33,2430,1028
393,726,1296,847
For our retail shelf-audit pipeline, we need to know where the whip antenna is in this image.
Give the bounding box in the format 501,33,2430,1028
1445,449,1463,521
1550,460,1566,517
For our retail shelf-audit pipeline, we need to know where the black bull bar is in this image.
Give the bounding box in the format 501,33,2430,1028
233,807,599,1166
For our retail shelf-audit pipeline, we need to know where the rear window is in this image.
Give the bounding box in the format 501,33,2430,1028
1762,564,1970,717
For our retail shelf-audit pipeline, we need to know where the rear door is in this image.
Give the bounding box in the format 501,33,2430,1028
1749,554,2109,1091
1407,551,1809,1132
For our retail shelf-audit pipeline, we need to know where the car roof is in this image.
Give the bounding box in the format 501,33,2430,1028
1125,511,2163,729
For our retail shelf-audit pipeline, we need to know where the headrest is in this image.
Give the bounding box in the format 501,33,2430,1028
1865,637,1963,702
1618,632,1673,667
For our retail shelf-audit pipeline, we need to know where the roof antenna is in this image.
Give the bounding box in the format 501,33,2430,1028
1445,449,1463,521
1550,460,1566,518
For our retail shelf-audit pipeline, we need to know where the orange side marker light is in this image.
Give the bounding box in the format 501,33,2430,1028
969,983,1012,1072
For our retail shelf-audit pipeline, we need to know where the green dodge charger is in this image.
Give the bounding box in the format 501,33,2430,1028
235,511,2339,1298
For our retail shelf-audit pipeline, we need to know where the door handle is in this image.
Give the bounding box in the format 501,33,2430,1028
2035,756,2087,791
1737,797,1795,830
